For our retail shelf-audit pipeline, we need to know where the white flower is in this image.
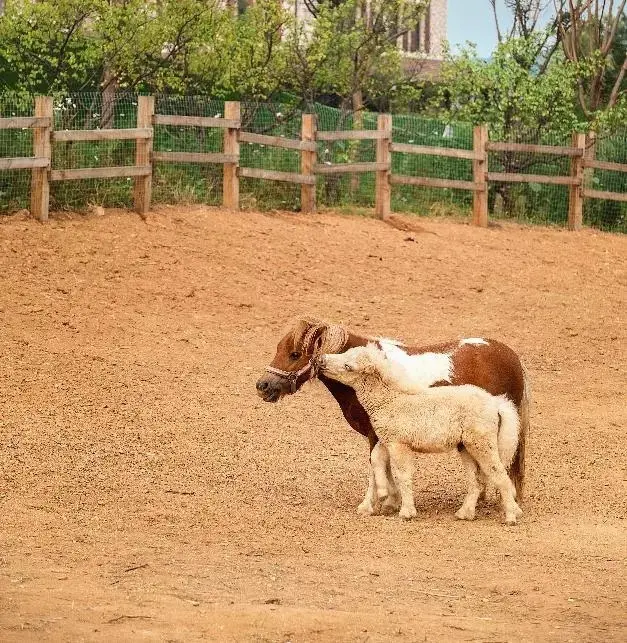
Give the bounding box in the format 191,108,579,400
215,113,222,118
276,112,283,118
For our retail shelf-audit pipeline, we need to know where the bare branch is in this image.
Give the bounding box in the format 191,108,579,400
608,54,627,107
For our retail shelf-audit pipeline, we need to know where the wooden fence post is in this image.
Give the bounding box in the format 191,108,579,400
300,113,316,213
134,95,154,215
568,131,586,231
472,124,488,227
223,101,240,210
375,113,391,219
582,131,596,214
31,96,53,222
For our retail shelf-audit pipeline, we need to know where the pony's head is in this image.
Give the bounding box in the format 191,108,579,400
256,316,349,402
318,344,387,388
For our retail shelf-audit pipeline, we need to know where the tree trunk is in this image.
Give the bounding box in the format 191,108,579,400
350,89,363,195
100,66,119,129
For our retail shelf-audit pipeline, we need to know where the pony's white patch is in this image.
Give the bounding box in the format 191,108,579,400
378,340,452,390
460,338,489,346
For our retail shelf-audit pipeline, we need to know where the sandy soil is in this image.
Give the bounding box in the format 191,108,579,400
0,205,625,642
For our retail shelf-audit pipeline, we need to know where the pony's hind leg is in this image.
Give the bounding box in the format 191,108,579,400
455,450,482,521
387,442,417,520
464,434,522,525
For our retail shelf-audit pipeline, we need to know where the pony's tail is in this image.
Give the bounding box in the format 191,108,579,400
509,365,531,501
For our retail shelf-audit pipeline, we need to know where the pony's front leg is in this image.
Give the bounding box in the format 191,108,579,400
372,442,400,514
356,465,377,515
370,441,391,503
387,442,417,520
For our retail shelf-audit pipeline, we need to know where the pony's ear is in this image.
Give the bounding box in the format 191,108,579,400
303,324,328,355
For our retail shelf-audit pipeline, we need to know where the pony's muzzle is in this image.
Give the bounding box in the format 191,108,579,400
255,374,283,402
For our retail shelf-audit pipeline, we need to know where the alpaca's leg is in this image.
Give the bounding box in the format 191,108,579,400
370,442,390,502
465,435,522,525
455,450,482,521
387,442,417,520
357,465,377,516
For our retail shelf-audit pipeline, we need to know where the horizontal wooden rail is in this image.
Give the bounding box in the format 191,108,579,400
584,158,627,173
153,151,238,164
391,174,482,191
315,162,389,174
53,128,152,142
239,131,316,152
153,114,240,129
583,188,627,203
239,167,316,185
390,142,478,160
486,141,583,157
0,157,50,170
317,130,386,141
0,116,52,129
50,165,151,181
487,171,580,186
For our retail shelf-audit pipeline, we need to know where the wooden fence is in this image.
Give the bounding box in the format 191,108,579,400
1,96,626,230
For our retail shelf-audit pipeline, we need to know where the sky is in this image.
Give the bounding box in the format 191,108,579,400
447,0,553,57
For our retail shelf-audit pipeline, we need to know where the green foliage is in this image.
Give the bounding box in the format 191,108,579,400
0,0,102,95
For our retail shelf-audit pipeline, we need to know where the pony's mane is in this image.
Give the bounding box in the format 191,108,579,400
287,315,349,356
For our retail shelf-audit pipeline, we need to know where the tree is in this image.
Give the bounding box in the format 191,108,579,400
555,0,627,115
435,34,587,215
283,0,428,110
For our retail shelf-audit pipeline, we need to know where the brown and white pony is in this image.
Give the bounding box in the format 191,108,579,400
256,316,530,515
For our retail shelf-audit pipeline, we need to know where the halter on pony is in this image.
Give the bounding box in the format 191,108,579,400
265,323,349,393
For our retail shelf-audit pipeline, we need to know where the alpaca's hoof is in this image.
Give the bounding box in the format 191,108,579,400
455,506,476,521
356,501,375,516
399,506,417,520
504,508,522,525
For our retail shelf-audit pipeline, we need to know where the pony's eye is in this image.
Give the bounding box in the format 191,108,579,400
344,364,353,371
289,351,302,361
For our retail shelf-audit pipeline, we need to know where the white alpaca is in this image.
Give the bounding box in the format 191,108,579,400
319,344,523,525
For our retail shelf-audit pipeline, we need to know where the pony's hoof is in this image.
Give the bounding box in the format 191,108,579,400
504,512,520,525
380,495,400,515
455,507,475,521
399,506,417,520
356,501,375,516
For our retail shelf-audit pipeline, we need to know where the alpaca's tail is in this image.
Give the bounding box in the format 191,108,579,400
507,365,531,501
496,396,521,490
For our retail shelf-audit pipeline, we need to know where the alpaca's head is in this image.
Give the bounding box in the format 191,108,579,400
318,344,387,386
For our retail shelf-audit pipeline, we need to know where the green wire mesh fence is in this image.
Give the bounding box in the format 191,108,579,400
585,130,627,232
1,93,625,233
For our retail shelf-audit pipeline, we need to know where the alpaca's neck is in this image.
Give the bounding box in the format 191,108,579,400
353,379,395,414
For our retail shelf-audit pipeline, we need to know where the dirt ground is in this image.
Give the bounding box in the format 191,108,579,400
0,205,625,642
